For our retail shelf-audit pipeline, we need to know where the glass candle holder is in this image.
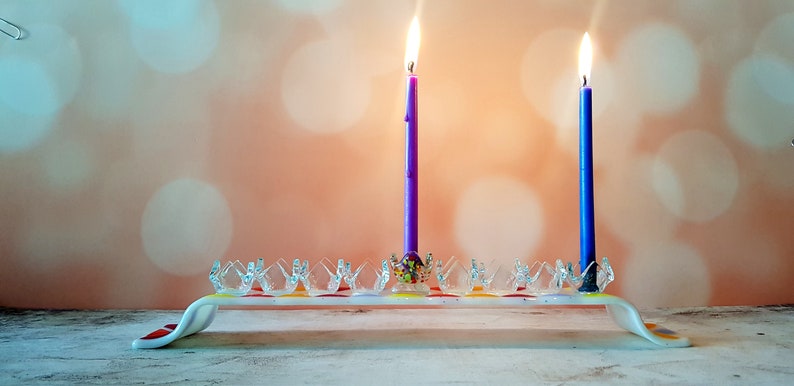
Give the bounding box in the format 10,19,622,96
524,260,565,295
209,260,255,296
435,257,476,296
255,258,301,296
344,259,390,295
478,258,524,296
302,258,344,296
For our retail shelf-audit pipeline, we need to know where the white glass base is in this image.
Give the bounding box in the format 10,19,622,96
132,290,690,349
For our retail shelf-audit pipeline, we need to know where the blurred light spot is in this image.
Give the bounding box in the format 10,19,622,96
281,38,370,133
650,160,683,215
454,176,543,263
726,56,794,149
616,23,700,115
141,178,232,276
623,242,711,307
276,0,343,14
42,140,96,195
0,104,54,154
653,130,738,222
119,0,200,28
0,57,59,116
755,12,794,63
0,23,82,114
748,54,794,104
0,23,81,153
598,156,679,247
119,0,219,74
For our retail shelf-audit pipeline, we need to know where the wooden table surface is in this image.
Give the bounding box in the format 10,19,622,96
1,305,792,384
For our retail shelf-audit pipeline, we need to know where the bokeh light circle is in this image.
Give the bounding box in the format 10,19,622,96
281,38,371,134
744,54,794,105
141,178,233,276
0,106,55,154
454,176,544,263
653,130,739,222
615,23,700,115
276,0,343,14
0,58,59,116
118,0,219,74
0,23,82,153
726,55,794,149
0,23,82,115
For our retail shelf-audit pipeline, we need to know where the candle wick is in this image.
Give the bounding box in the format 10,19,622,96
407,61,415,74
582,74,588,87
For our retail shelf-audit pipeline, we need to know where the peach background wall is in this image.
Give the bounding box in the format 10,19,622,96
1,0,793,309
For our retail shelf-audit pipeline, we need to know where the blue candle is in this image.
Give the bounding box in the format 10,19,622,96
404,17,420,255
579,32,598,291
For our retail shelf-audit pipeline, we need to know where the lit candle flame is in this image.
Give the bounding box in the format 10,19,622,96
405,16,420,73
579,32,592,87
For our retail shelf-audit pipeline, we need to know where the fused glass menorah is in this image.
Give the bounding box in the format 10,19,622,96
133,253,690,349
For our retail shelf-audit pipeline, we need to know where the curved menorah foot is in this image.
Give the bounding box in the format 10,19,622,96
132,295,221,349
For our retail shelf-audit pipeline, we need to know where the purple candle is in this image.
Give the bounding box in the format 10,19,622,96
578,32,598,292
404,17,420,255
